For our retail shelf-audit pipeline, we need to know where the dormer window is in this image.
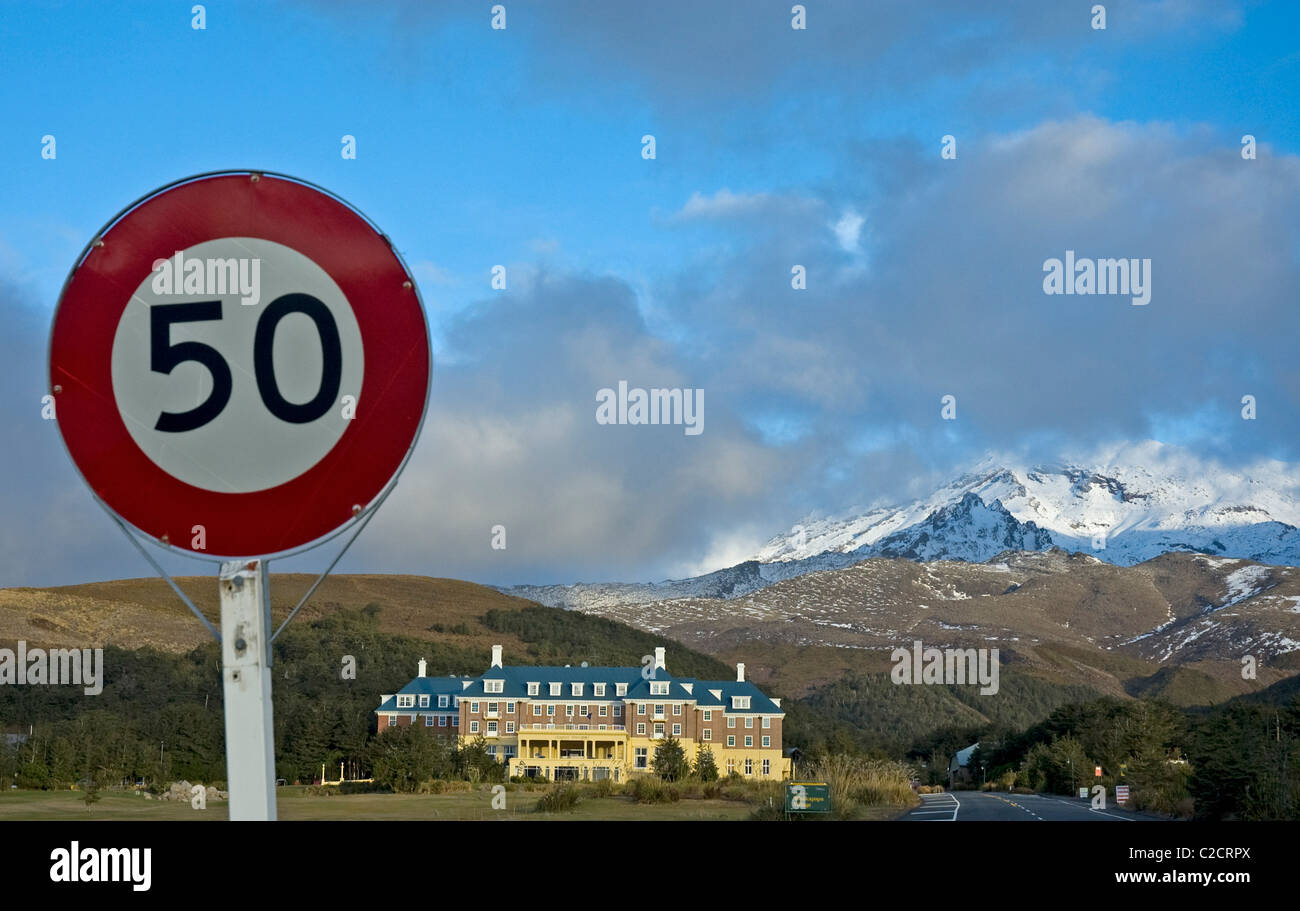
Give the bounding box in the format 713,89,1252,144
594,683,606,697
485,679,504,694
418,695,429,707
549,682,562,696
527,682,540,696
731,695,751,710
650,681,669,696
571,682,583,697
615,683,628,696
397,695,414,708
438,695,449,708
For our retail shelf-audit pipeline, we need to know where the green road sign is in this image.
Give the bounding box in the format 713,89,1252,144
786,781,831,813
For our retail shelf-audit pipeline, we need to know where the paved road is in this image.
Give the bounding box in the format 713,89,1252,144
900,790,1153,821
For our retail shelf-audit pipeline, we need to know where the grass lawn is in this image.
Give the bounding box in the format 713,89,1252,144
0,787,757,821
0,786,914,821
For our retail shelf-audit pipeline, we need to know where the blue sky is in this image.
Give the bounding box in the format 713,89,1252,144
3,0,1300,587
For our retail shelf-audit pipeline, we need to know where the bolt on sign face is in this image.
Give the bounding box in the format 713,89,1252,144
49,173,431,558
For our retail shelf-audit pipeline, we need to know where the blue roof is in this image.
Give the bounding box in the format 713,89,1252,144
375,675,472,714
378,663,783,716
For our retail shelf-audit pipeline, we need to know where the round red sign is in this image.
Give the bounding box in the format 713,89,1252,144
49,172,430,558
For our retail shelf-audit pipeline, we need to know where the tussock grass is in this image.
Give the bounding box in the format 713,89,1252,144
799,755,919,819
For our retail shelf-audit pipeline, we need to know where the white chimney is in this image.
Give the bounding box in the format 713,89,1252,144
491,644,503,668
654,647,666,672
736,662,745,682
417,658,427,678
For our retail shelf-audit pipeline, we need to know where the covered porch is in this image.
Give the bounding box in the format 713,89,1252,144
510,726,629,781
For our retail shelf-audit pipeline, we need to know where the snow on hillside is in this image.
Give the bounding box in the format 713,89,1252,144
754,442,1300,568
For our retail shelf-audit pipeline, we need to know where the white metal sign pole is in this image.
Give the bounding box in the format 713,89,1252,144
219,559,278,820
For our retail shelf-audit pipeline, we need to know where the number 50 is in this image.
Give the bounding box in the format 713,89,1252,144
150,293,343,432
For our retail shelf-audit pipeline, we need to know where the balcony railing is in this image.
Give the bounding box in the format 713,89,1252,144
520,723,626,732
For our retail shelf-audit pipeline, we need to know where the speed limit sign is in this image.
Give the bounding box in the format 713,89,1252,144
49,172,430,558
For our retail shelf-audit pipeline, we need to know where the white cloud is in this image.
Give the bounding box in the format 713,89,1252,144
832,210,865,252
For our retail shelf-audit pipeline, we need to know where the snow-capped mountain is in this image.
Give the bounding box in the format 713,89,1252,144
754,442,1300,569
502,442,1300,611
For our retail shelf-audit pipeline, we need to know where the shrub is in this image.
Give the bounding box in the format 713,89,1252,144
535,785,582,813
627,776,680,804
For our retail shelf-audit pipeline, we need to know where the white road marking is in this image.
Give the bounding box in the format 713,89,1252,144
1028,795,1135,821
909,792,959,820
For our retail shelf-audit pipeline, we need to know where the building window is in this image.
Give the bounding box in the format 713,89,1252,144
485,679,503,694
487,746,497,758
470,721,480,733
613,705,622,717
451,716,459,727
703,710,712,722
762,736,770,748
599,705,608,717
726,759,735,774
650,681,669,695
397,695,414,708
549,682,562,696
487,702,498,714
654,723,664,737
727,736,735,747
506,721,515,733
745,736,753,747
745,758,753,775
762,716,771,729
702,729,712,741
635,748,648,769
566,705,575,717
527,682,540,695
487,721,498,735
745,717,754,729
506,702,515,714
594,683,606,696
387,715,396,726
533,704,542,717
438,695,449,708
727,716,736,729
673,704,681,716
616,683,628,696
471,702,479,713
425,715,434,726
419,695,429,708
638,704,647,716
580,705,589,716
731,695,751,710
547,705,556,716
571,683,583,696
762,759,770,776
654,704,665,716
438,716,447,727
637,723,646,735
672,724,681,736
